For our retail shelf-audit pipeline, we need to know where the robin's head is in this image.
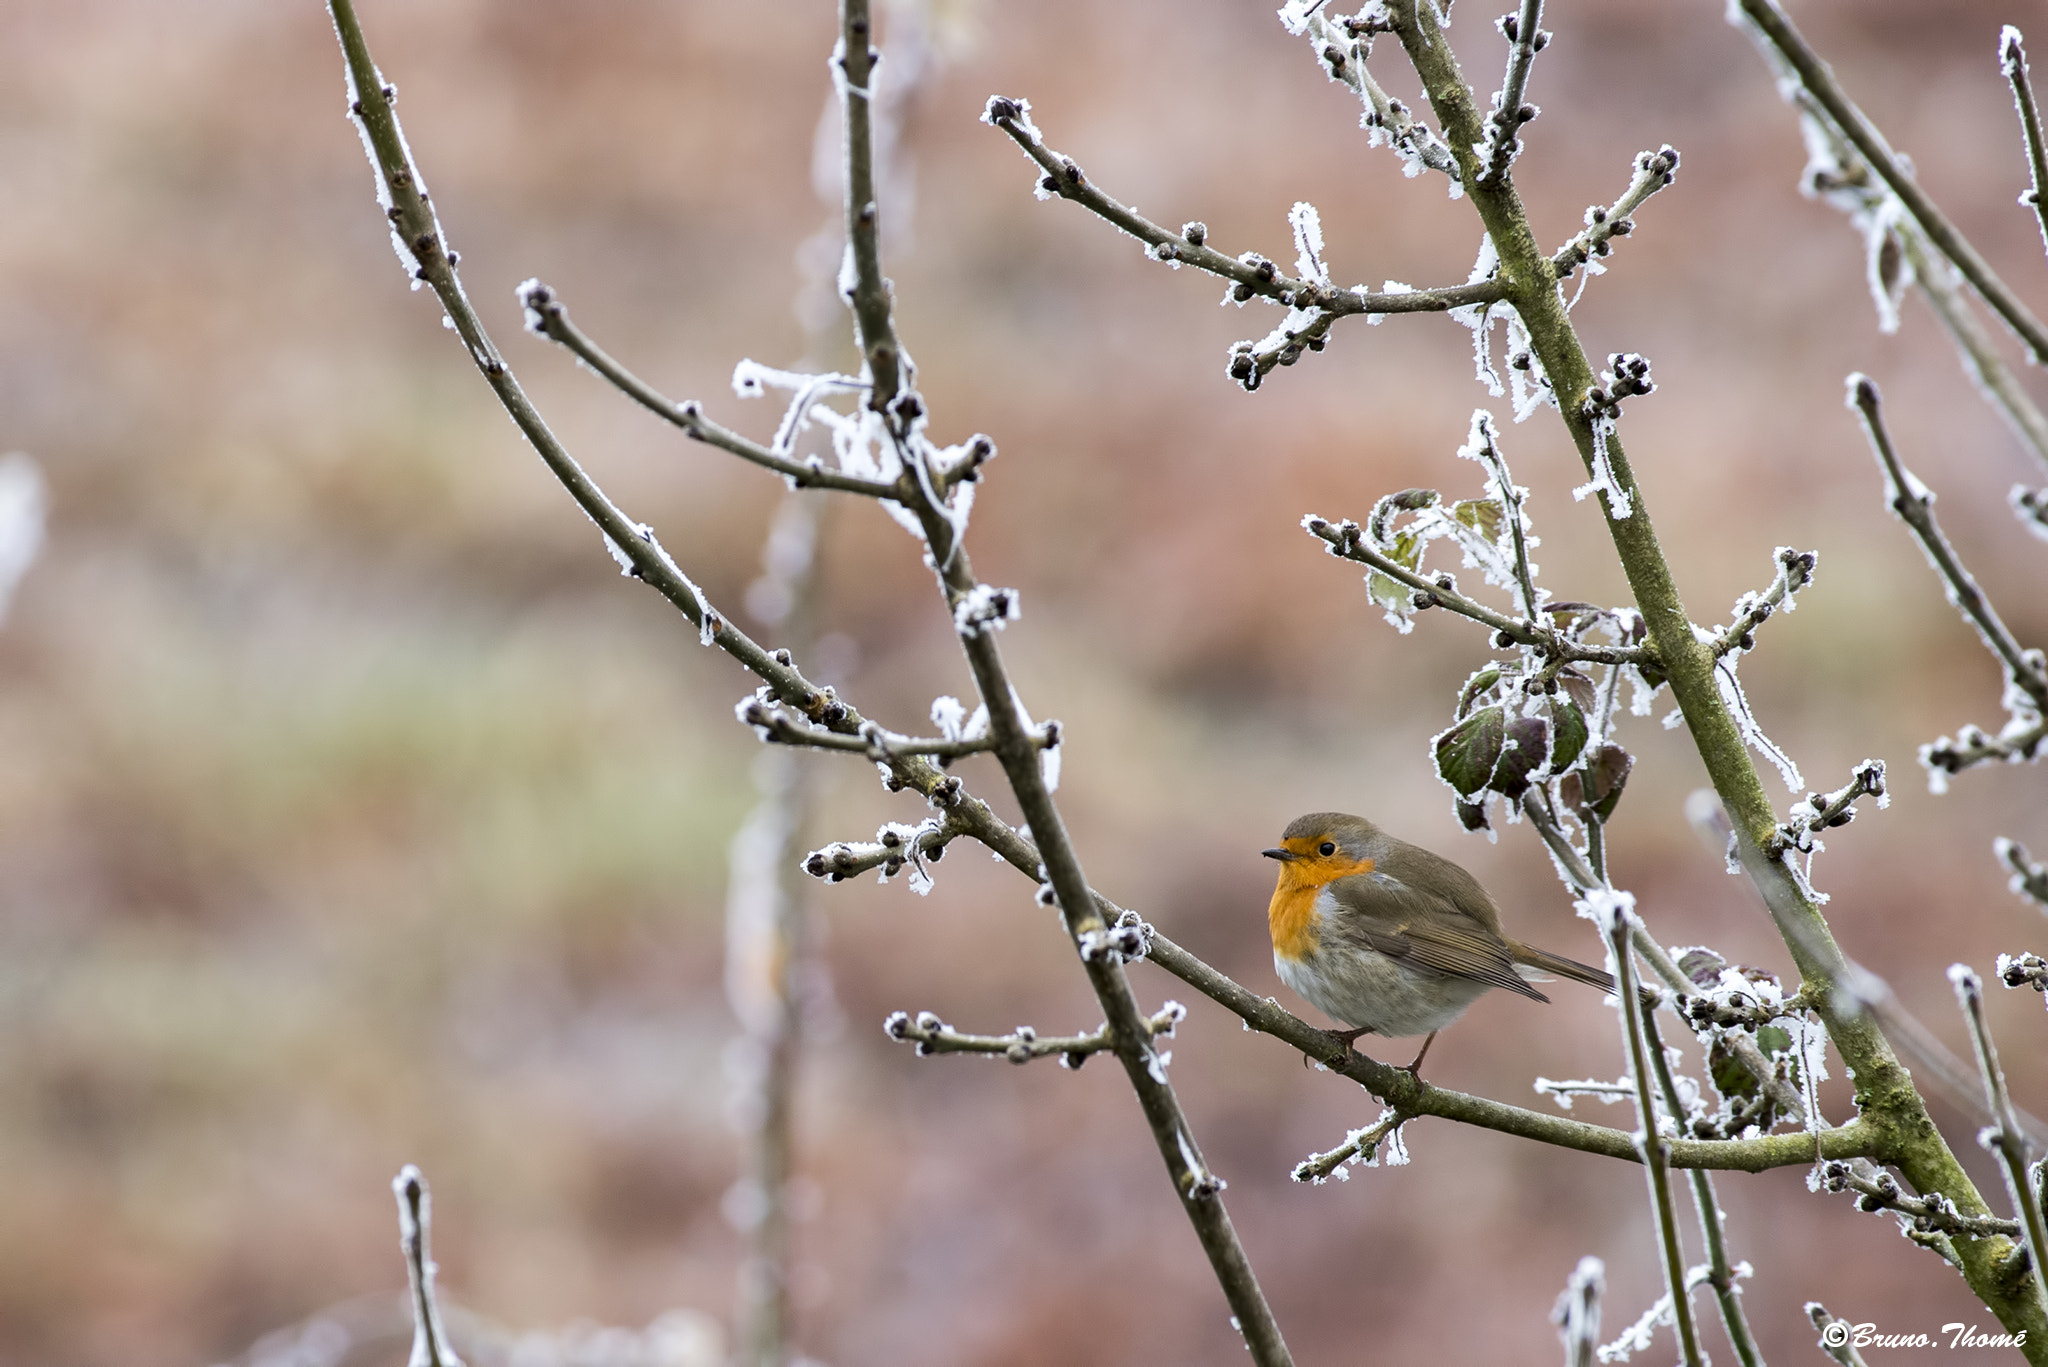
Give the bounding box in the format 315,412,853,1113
1262,811,1379,885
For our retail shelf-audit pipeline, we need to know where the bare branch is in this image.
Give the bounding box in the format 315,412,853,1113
1736,0,2048,363
1808,1302,1873,1367
1597,898,1706,1367
1999,838,2048,910
2003,28,2048,261
979,95,1505,390
1952,965,2048,1310
516,281,900,498
884,1002,1184,1066
1291,1108,1409,1183
1849,376,2048,718
392,1166,464,1367
1551,147,1679,281
1476,0,1547,186
1768,759,1887,858
1303,514,1652,665
838,0,905,408
1709,546,1817,658
1817,1158,2023,1241
1555,1258,1605,1367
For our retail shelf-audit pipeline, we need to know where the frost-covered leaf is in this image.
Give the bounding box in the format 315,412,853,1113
1449,497,1505,542
1435,706,1505,797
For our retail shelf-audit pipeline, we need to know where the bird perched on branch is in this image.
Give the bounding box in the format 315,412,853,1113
1264,811,1617,1075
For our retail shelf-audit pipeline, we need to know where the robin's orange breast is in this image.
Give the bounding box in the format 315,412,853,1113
1267,854,1375,961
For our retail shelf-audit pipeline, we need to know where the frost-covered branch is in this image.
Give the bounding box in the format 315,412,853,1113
1475,0,1546,187
515,281,902,498
1999,838,2048,910
1291,1108,1409,1184
884,1001,1184,1066
1952,966,2048,1310
979,97,1506,389
1768,759,1887,858
393,1166,464,1367
1849,378,2048,782
2004,28,2048,259
1598,898,1705,1367
1734,0,2048,363
739,691,1053,764
1550,146,1679,281
1817,1158,2023,1242
1284,5,1463,189
1640,1010,1763,1367
1554,1257,1603,1367
1808,1302,1872,1367
1302,514,1649,666
1140,922,1873,1172
1709,546,1816,658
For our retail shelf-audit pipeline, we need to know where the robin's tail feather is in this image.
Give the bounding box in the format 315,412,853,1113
1509,941,1662,1007
1509,942,1614,992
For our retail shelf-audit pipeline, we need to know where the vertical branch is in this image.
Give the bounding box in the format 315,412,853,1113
1600,902,1705,1367
830,5,1292,1361
1643,1012,1763,1367
1477,0,1545,186
839,0,903,408
1952,966,2048,1317
1554,1256,1604,1367
2003,28,2048,261
727,500,828,1367
393,1166,465,1367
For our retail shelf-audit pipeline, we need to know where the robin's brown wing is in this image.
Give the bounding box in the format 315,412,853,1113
1324,873,1549,1002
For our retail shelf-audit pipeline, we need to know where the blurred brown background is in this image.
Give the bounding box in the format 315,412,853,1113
3,1,2046,1363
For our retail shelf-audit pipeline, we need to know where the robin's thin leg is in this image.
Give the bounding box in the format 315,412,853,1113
1400,1031,1439,1077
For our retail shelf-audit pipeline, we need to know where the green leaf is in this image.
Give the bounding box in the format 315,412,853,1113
1491,713,1550,798
1457,666,1503,718
1449,497,1505,542
1544,696,1588,772
1434,706,1505,797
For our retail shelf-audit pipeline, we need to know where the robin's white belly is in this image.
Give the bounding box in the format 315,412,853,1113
1275,939,1494,1039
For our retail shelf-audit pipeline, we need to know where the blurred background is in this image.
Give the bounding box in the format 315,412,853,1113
2,0,2046,1363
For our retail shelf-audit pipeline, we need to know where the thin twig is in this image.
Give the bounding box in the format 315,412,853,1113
1807,1302,1872,1367
1551,147,1680,280
1303,515,1651,665
980,98,1504,320
1737,0,2048,363
1952,966,2048,1313
838,1,904,409
1849,377,2048,715
885,1002,1184,1065
1768,759,1887,858
1643,1011,1763,1367
393,1166,465,1367
2003,28,2048,261
1708,546,1817,659
517,282,900,498
1601,901,1706,1367
1477,0,1546,186
1817,1158,2024,1241
1999,838,2048,909
1555,1258,1604,1367
834,7,1294,1360
1291,1108,1409,1183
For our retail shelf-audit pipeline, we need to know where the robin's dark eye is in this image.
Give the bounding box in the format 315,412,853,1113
1318,841,1336,857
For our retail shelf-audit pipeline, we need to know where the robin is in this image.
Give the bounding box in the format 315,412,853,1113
1264,811,1618,1075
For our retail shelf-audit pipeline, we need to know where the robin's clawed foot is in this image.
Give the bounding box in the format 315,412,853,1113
1310,1025,1371,1069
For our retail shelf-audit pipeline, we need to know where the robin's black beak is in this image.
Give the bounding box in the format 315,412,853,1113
1261,847,1295,862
